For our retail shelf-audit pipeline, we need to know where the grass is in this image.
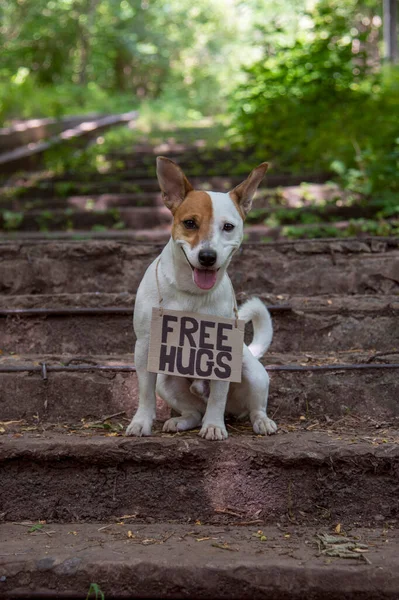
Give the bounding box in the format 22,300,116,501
282,219,399,240
0,80,137,125
86,583,105,600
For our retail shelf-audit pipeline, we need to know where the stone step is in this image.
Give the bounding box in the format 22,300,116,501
0,192,161,211
0,112,138,174
4,176,248,198
0,238,397,297
1,222,398,243
106,146,256,164
1,220,397,243
0,199,384,231
0,183,346,212
1,294,398,355
0,206,171,232
0,352,398,423
6,172,329,199
0,428,398,526
0,114,100,152
2,522,398,599
0,227,173,243
243,220,399,242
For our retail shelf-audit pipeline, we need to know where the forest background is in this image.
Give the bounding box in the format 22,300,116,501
1,0,398,217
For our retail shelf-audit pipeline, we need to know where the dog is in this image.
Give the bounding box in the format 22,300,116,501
126,157,277,440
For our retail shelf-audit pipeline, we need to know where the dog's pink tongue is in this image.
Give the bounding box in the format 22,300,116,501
194,268,217,290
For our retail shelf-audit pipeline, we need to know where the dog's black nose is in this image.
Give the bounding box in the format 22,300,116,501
198,248,217,267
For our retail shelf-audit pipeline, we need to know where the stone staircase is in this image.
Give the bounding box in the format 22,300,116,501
0,130,398,599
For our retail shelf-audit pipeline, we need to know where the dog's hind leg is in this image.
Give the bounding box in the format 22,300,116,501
157,375,205,432
247,369,277,435
229,350,277,435
246,356,277,435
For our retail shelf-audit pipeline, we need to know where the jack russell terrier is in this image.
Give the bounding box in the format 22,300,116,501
126,157,277,440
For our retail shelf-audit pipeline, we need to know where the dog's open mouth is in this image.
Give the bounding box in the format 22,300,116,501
193,268,218,290
181,247,219,290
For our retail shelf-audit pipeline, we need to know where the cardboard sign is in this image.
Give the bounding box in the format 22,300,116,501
147,308,245,382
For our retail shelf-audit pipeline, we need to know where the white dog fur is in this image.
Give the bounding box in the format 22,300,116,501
126,157,277,440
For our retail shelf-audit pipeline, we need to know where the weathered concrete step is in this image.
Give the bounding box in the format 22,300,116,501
1,523,398,600
1,294,398,354
5,176,242,198
244,219,399,242
1,223,397,244
0,192,161,211
0,206,171,231
0,114,100,152
0,238,397,296
0,227,171,243
1,202,384,234
104,161,331,185
0,183,345,212
0,352,398,422
107,146,255,163
7,173,329,199
48,171,326,186
0,112,138,174
1,219,396,242
0,429,398,526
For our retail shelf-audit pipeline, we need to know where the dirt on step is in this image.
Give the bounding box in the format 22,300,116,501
1,523,398,599
0,427,398,527
1,299,398,354
0,237,398,297
0,350,399,422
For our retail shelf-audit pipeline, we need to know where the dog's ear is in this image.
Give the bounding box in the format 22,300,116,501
156,157,193,213
230,162,268,218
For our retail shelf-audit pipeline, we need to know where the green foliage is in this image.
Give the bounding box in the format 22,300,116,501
86,583,105,600
282,218,399,239
1,210,24,231
28,523,44,533
331,137,399,215
0,0,266,124
0,76,136,121
35,210,55,232
230,0,399,175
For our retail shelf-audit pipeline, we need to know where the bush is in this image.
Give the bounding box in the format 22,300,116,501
229,0,399,178
0,69,136,123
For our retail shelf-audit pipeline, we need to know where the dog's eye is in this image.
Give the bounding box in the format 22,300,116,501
223,223,235,232
183,219,197,230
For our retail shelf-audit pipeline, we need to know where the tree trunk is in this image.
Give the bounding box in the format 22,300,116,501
78,0,99,86
383,0,398,63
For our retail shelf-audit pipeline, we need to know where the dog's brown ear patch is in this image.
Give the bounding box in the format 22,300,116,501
230,162,268,218
156,157,193,214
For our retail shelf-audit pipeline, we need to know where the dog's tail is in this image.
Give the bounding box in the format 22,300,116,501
238,297,273,359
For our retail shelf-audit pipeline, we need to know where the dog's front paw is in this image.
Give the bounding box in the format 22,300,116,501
199,422,228,441
126,415,153,437
252,414,277,436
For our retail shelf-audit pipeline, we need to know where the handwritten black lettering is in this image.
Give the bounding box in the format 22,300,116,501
161,315,178,344
176,346,195,376
179,317,199,347
199,320,215,349
159,343,176,372
214,351,232,378
216,323,233,352
195,348,214,377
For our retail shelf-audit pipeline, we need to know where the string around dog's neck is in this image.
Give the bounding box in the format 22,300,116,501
155,256,164,315
155,256,239,326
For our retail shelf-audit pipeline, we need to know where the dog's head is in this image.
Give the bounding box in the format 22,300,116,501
157,157,268,291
